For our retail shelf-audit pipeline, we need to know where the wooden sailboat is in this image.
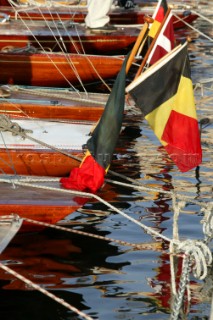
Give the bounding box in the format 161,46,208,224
0,4,146,233
0,51,126,86
0,11,142,86
0,11,141,86
0,3,199,30
0,17,140,55
0,85,107,121
0,117,92,231
0,176,89,232
0,117,92,176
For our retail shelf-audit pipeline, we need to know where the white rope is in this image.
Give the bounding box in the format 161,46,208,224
14,86,107,105
170,253,191,320
37,8,89,90
6,2,86,89
170,239,212,320
0,214,161,250
172,196,186,241
177,240,212,280
169,241,178,296
194,78,213,97
201,203,213,243
1,176,212,251
0,176,177,244
0,262,94,320
1,174,213,320
191,10,213,25
105,178,211,209
173,13,213,42
6,0,118,92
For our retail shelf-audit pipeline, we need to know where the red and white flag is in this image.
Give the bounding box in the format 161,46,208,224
147,11,175,66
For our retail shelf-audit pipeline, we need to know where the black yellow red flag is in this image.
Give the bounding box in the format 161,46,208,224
126,42,202,172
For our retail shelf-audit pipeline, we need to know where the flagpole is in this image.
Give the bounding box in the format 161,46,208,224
134,7,171,78
135,15,155,58
125,20,150,73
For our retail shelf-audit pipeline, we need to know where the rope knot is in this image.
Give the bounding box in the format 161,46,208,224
0,115,33,137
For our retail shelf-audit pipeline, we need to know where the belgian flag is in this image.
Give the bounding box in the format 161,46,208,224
60,54,129,193
126,42,202,172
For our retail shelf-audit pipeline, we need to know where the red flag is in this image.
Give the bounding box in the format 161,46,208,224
60,154,105,193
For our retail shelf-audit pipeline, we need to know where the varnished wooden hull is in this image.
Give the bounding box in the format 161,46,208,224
0,18,139,55
0,119,92,176
0,118,95,232
0,176,89,232
0,148,83,176
0,5,198,30
0,86,107,121
0,52,124,86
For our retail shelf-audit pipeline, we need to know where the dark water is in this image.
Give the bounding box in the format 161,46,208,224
0,2,212,319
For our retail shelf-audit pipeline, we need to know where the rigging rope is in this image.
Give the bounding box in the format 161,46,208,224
0,114,83,161
6,0,117,92
0,262,94,320
0,174,212,319
1,4,213,318
173,13,213,42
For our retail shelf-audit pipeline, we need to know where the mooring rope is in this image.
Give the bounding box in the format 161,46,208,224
0,262,94,320
191,10,213,25
4,5,79,89
201,203,213,244
173,13,213,42
1,173,212,320
0,167,212,320
1,175,212,250
105,178,211,209
170,252,191,320
0,176,180,244
0,114,83,162
170,239,212,320
24,216,159,250
1,176,212,320
10,83,108,105
6,0,117,92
